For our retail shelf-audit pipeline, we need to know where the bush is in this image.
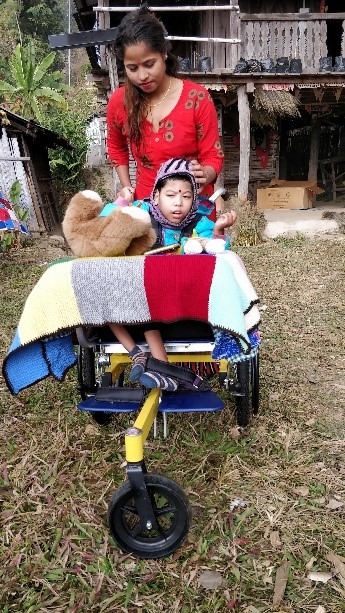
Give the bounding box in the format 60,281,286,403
41,86,99,198
226,196,266,246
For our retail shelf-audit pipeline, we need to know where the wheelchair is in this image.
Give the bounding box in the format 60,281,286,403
76,319,260,559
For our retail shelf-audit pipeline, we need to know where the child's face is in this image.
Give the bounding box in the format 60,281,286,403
154,178,194,224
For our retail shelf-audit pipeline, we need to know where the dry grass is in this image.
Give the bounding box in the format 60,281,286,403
1,235,345,612
225,196,266,247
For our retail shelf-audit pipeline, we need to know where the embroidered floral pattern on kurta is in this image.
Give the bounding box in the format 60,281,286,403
106,79,224,200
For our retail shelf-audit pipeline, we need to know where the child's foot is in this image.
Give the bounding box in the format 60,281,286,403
139,371,179,392
129,346,147,383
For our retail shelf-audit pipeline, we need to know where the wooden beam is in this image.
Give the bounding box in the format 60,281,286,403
94,5,240,12
0,156,30,161
237,85,250,200
49,29,241,50
240,13,345,21
167,36,241,43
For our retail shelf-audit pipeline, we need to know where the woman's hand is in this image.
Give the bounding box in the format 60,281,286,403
118,186,135,203
214,210,237,233
190,160,216,189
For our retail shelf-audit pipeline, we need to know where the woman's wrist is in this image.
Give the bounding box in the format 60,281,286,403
203,166,216,186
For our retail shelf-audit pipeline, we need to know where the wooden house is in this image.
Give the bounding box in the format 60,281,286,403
0,108,72,233
50,0,345,202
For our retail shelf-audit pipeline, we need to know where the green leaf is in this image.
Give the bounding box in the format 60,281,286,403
35,87,67,107
0,81,16,94
11,45,27,89
10,180,22,205
33,52,56,83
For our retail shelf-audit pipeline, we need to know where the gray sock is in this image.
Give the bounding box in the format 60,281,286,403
129,346,147,383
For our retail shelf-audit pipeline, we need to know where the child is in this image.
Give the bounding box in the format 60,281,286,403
100,157,236,391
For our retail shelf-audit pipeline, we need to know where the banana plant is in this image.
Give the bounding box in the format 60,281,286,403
0,42,68,122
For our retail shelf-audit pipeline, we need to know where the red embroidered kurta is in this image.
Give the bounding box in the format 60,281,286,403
106,79,224,202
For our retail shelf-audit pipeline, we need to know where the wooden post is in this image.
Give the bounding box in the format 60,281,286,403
105,46,119,92
98,0,110,71
308,114,320,184
237,85,250,200
228,0,240,70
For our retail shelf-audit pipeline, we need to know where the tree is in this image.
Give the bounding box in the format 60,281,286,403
0,42,68,122
18,0,66,44
0,0,21,80
41,85,99,194
0,0,68,79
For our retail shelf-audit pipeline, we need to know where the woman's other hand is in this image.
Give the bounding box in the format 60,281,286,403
118,186,135,202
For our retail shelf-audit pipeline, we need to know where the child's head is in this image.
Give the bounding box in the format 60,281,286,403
150,158,198,227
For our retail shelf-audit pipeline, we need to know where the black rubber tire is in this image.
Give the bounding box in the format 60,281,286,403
108,474,192,559
234,360,251,428
251,353,260,415
77,347,112,425
77,347,96,400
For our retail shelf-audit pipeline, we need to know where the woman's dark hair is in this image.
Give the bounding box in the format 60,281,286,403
114,5,178,147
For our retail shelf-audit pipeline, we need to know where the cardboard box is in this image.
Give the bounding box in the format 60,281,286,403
256,180,323,210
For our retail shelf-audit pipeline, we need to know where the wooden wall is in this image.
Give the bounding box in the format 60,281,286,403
223,130,279,197
196,6,240,72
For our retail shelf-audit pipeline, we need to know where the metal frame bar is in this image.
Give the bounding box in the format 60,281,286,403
125,389,160,462
94,5,240,12
103,342,216,354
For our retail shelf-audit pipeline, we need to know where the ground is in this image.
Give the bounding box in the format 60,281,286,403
0,234,345,612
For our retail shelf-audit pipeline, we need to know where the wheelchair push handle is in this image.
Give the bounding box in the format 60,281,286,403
208,187,229,203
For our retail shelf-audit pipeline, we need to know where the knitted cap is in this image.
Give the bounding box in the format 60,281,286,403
151,158,198,204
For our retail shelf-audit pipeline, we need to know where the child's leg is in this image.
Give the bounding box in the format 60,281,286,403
107,324,178,391
108,323,146,382
108,323,136,352
144,329,168,360
139,329,179,391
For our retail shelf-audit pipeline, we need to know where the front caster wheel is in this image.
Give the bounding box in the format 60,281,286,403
108,474,192,559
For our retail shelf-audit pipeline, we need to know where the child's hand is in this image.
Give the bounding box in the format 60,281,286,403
118,186,134,202
214,210,237,233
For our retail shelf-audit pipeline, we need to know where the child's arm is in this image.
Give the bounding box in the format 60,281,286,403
213,211,237,236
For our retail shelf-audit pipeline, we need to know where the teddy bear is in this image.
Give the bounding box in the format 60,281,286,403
62,190,156,257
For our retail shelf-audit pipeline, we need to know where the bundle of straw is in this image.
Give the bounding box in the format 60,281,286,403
252,88,300,123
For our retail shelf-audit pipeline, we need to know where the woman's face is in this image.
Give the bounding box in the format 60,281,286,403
123,41,166,94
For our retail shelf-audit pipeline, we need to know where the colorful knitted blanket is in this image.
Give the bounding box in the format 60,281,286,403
3,253,260,394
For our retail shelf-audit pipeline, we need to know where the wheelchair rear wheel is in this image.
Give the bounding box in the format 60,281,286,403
77,346,96,399
225,353,259,427
77,347,113,425
108,474,192,559
234,361,251,427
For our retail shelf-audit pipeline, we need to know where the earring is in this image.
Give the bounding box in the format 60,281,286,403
164,55,167,60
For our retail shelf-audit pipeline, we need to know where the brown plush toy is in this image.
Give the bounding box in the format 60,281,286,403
62,190,156,257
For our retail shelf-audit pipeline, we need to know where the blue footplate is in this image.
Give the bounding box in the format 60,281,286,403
78,397,142,413
159,390,224,413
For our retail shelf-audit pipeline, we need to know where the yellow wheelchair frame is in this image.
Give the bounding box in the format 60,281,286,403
77,326,258,559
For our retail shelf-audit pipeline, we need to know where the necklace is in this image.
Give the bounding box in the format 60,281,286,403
148,78,172,108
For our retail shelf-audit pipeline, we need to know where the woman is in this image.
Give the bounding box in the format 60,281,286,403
106,5,224,214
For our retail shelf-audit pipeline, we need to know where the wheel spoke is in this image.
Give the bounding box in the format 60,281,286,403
131,522,145,538
155,504,176,517
123,503,138,515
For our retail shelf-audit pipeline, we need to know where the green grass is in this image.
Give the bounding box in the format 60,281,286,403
1,236,345,611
